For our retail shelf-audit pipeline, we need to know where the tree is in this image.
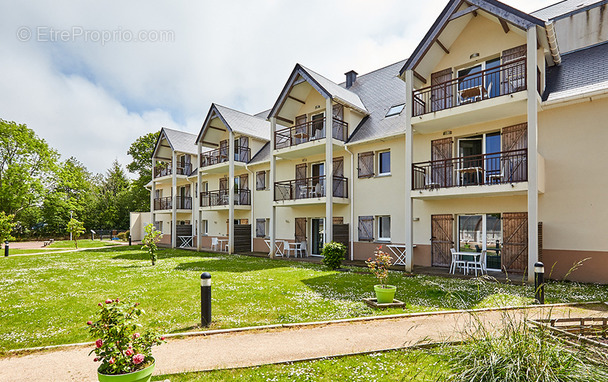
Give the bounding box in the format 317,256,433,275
141,223,162,265
88,160,131,230
42,157,94,235
126,131,159,212
0,212,16,246
67,218,85,249
0,119,58,224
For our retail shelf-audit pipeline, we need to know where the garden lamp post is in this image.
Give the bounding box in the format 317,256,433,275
201,272,212,327
4,240,8,257
534,262,545,304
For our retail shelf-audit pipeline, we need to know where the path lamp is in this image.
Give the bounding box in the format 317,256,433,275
201,272,212,327
129,234,132,246
534,261,545,304
4,240,8,257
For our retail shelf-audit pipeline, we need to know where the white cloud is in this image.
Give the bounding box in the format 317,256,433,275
0,0,555,174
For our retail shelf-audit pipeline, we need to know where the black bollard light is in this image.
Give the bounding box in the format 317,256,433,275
534,261,545,304
128,234,132,246
4,240,8,257
201,272,212,327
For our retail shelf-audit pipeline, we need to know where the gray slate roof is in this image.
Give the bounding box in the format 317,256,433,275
531,0,605,20
162,128,199,155
346,60,407,144
213,104,271,141
249,142,270,164
299,65,368,113
543,41,608,102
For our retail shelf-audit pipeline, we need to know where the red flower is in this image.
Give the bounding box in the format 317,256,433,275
125,349,134,356
87,321,92,325
105,299,113,304
132,333,140,339
95,339,103,348
109,358,115,365
133,354,144,365
160,336,165,341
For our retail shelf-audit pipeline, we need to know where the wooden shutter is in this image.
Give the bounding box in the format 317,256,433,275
431,138,453,187
502,212,528,273
238,136,249,162
239,174,249,205
219,140,228,163
332,104,345,140
256,171,266,190
295,115,307,144
295,163,307,199
332,104,344,120
333,217,344,224
358,151,374,178
502,123,528,182
502,44,526,63
431,214,454,267
333,157,345,197
219,177,227,190
295,218,307,242
358,216,374,241
256,219,265,237
431,68,453,112
502,45,526,94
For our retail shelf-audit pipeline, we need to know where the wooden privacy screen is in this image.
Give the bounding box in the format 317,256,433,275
431,214,454,267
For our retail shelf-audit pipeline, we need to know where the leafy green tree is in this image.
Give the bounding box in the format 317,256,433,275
0,212,16,246
126,131,159,212
142,223,162,265
42,157,94,234
0,119,58,224
67,218,85,249
88,160,131,230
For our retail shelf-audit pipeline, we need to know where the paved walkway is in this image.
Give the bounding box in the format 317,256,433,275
1,303,605,381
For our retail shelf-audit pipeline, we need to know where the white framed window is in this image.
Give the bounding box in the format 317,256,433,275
377,216,391,241
201,220,208,235
385,103,405,117
154,221,163,232
378,150,391,176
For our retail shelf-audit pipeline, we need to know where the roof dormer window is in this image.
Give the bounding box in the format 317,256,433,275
385,103,405,117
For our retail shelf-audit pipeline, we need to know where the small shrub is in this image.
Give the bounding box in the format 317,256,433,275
142,224,162,265
321,241,346,270
67,218,85,249
117,231,129,241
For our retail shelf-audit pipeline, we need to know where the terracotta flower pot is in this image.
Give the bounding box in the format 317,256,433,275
97,361,155,382
374,285,397,303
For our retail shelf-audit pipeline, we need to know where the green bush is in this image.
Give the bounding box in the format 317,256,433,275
117,230,130,241
321,241,346,270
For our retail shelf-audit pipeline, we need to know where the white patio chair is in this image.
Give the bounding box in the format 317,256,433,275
449,248,467,274
298,241,307,257
311,182,322,197
467,250,487,276
211,237,219,251
424,173,441,189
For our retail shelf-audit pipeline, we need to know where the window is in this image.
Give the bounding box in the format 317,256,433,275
378,151,391,175
154,221,163,232
256,218,267,238
377,216,391,241
358,216,374,241
256,171,266,190
202,220,208,235
358,151,374,178
385,103,405,117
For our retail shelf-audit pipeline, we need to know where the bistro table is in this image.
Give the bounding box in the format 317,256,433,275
217,239,228,252
450,251,481,275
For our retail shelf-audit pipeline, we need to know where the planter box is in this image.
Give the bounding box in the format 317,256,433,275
363,298,406,309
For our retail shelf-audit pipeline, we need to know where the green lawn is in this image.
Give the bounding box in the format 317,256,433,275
6,240,122,255
152,349,447,381
1,247,607,352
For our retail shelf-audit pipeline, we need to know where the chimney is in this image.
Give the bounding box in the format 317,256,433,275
345,70,358,88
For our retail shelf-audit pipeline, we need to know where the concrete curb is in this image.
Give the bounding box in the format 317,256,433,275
7,300,602,354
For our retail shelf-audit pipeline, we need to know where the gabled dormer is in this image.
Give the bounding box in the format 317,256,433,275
196,103,270,172
268,64,369,155
400,0,555,132
152,127,198,179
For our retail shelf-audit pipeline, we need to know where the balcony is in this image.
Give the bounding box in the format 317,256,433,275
200,189,251,208
412,149,528,198
153,163,192,178
154,196,192,210
200,146,250,168
274,175,348,204
274,117,348,150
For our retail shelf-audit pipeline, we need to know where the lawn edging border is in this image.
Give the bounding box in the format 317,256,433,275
7,301,602,354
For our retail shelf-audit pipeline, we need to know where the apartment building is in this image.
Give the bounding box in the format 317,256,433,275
133,0,608,283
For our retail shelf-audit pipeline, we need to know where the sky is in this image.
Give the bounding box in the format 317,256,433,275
0,0,555,175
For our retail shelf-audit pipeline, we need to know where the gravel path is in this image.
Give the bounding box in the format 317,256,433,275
0,303,605,381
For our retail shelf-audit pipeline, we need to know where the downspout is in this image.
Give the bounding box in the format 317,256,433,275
245,163,254,252
545,21,561,65
344,145,355,261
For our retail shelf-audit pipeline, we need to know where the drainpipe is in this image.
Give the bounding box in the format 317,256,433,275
245,164,254,252
345,145,355,261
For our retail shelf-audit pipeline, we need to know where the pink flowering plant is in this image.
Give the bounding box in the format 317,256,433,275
87,299,165,375
365,246,393,288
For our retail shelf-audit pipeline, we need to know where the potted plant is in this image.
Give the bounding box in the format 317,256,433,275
366,246,396,303
87,299,165,382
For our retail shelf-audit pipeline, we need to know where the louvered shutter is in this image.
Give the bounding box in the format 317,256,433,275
358,152,374,178
256,171,266,190
358,216,374,241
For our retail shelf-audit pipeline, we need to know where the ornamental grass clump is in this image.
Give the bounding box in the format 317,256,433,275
87,299,165,375
366,246,393,288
